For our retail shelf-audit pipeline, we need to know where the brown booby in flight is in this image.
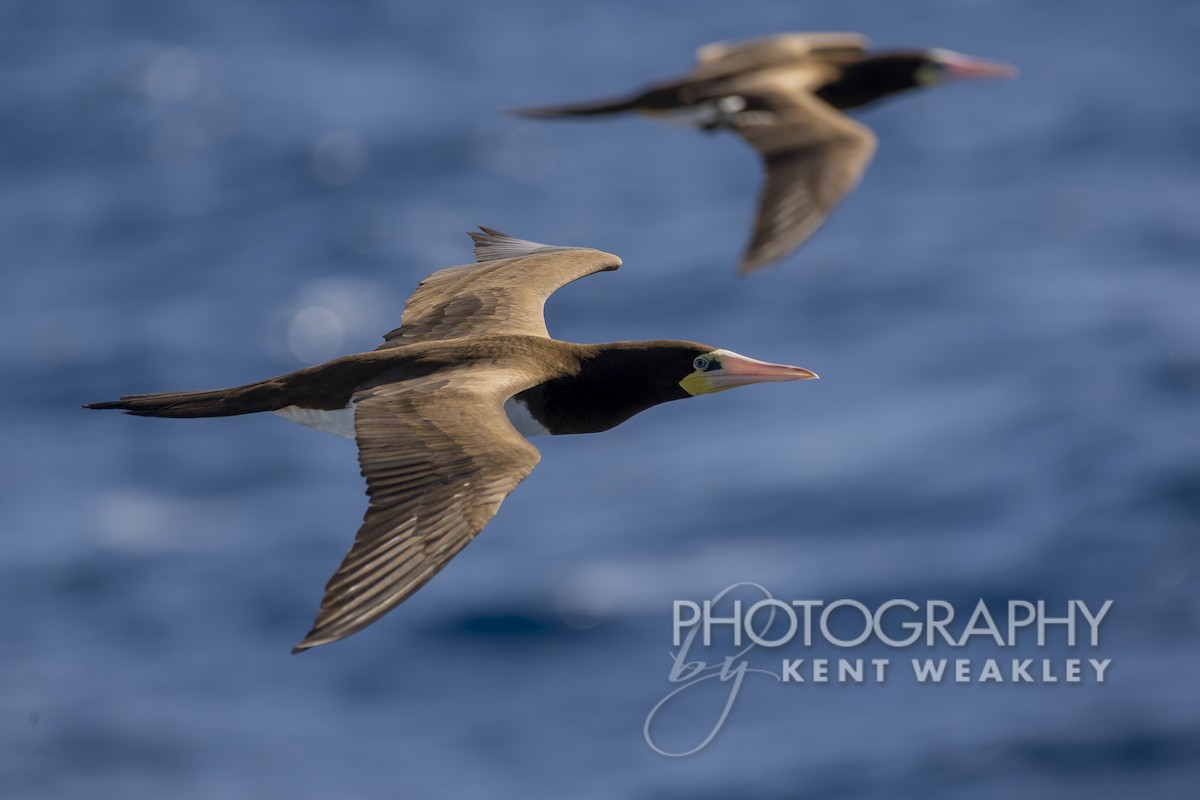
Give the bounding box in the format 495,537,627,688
515,32,1016,274
85,228,818,651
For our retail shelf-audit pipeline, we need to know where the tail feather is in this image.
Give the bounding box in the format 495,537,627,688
84,380,286,418
511,95,641,118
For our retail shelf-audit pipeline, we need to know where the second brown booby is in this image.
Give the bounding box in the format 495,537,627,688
515,32,1016,274
85,228,818,651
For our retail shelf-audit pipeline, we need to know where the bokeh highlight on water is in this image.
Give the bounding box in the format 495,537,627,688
3,1,1199,797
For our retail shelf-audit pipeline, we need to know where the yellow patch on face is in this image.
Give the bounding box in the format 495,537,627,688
915,64,941,86
679,350,728,396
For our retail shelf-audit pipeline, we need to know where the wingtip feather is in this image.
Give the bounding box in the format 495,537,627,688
467,226,565,262
737,253,775,276
292,630,325,653
507,105,558,119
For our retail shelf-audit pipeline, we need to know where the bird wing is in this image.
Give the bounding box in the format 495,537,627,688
694,32,870,73
729,91,877,274
378,227,621,347
293,365,542,650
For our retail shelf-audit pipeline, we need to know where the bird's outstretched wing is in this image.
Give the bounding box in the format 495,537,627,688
728,91,877,274
693,32,870,75
378,228,621,347
293,365,541,651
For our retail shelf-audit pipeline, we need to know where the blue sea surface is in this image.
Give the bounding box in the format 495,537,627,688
3,0,1199,797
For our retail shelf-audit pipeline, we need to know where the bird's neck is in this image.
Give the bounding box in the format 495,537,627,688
816,57,922,110
515,342,692,436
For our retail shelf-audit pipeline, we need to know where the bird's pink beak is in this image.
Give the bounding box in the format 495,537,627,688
935,50,1019,80
680,349,818,395
718,352,819,385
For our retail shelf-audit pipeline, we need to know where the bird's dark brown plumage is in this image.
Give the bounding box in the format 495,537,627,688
515,32,1015,274
85,229,817,651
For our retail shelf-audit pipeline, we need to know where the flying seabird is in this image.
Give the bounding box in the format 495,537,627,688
515,32,1016,274
85,228,818,651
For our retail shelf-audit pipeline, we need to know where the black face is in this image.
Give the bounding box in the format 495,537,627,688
657,342,724,392
817,48,1015,110
815,52,937,111
600,341,718,396
520,340,815,436
522,342,715,435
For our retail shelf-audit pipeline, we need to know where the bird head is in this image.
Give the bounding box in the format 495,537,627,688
677,345,818,396
549,342,819,434
914,49,1019,86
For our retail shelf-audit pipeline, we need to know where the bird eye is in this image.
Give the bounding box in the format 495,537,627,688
693,356,711,371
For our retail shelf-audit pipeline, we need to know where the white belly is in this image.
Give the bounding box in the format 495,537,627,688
273,404,356,439
645,97,744,129
504,397,549,438
273,398,548,441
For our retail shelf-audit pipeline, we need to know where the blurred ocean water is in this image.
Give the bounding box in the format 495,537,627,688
2,0,1199,797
